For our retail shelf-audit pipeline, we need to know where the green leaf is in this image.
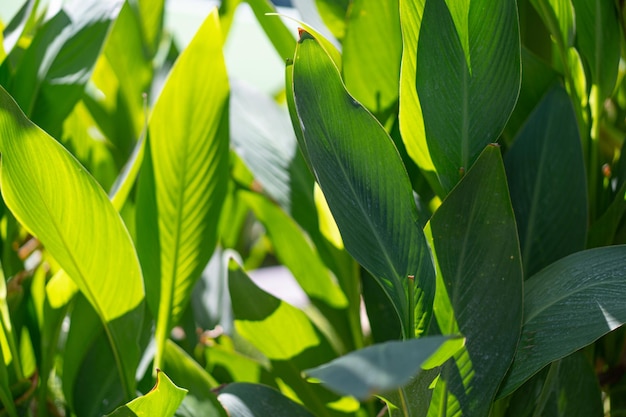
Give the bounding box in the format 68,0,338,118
504,352,602,417
135,0,165,58
415,0,521,192
499,245,626,397
504,85,587,277
105,370,187,417
0,85,144,400
291,30,435,338
398,0,434,175
314,0,349,40
218,383,316,417
343,0,401,117
162,341,227,417
135,8,229,371
0,263,17,417
228,260,340,417
426,145,523,416
9,0,122,136
304,336,464,401
572,0,620,101
530,0,575,53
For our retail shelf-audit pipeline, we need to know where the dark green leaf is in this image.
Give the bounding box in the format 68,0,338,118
499,245,626,396
416,0,521,192
505,85,587,277
218,383,316,417
292,30,435,338
304,336,464,401
426,145,523,416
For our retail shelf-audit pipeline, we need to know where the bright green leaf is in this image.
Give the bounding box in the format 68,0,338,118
314,0,349,40
105,370,187,417
572,0,620,101
135,8,229,372
291,30,435,338
245,0,296,61
0,85,144,400
416,0,521,192
426,145,523,416
304,336,464,401
531,0,575,52
343,0,402,118
499,245,626,397
505,85,587,277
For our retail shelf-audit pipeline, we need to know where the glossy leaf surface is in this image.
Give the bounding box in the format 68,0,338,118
291,30,435,338
0,85,143,399
304,336,464,401
135,9,229,370
415,0,521,192
499,245,626,396
426,145,523,416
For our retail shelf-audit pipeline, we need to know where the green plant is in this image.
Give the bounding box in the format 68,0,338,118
0,0,625,416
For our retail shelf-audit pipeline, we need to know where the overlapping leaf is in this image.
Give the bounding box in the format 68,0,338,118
499,246,626,396
135,8,229,371
290,30,434,338
415,0,521,192
426,146,523,416
0,85,144,399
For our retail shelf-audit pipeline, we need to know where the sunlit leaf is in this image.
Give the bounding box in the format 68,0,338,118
0,85,144,400
343,0,401,118
425,145,523,416
135,8,229,371
499,245,626,397
105,370,187,417
415,0,521,192
8,0,123,136
291,29,435,338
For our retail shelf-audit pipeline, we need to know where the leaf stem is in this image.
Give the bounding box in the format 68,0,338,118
531,360,560,417
407,275,415,340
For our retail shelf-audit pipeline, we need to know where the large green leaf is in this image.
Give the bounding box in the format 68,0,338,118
304,336,464,401
105,370,187,417
0,85,144,400
218,383,316,417
504,85,587,277
291,30,435,338
426,145,523,416
499,245,626,397
343,0,401,118
8,0,122,137
135,8,229,371
415,0,521,192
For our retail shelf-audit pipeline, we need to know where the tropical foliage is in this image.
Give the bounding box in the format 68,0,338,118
0,0,625,416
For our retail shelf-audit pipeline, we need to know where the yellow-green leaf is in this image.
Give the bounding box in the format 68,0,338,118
0,85,144,400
